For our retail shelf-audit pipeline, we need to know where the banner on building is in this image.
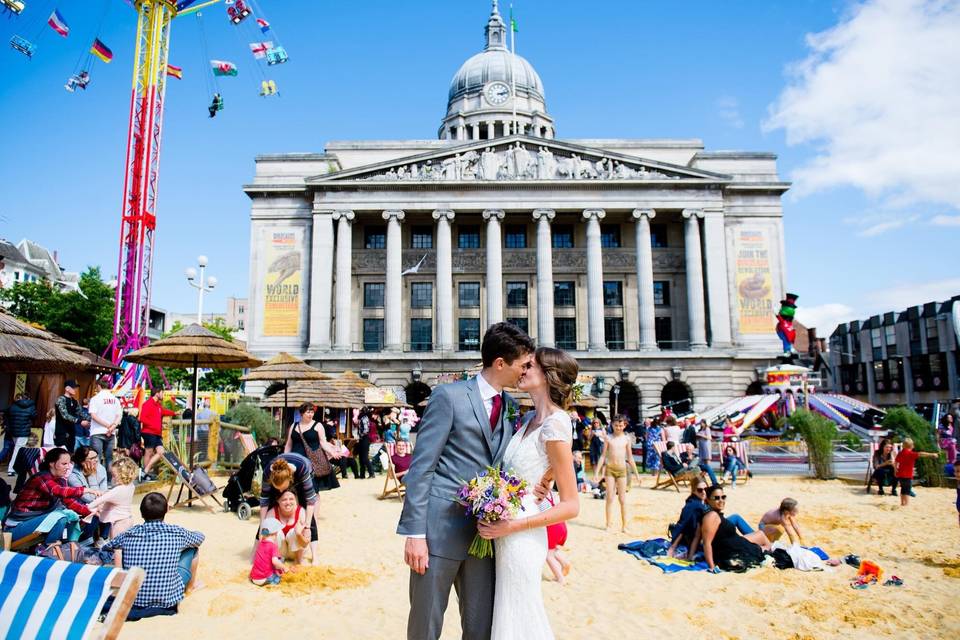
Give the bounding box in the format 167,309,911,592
364,387,407,406
261,228,302,336
734,228,776,335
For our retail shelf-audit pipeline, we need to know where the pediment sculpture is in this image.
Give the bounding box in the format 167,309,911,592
357,142,682,182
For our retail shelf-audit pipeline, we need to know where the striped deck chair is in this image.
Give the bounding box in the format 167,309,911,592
720,441,751,485
0,550,144,640
650,441,683,491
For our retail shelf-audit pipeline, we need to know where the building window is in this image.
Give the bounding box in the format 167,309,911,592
364,227,386,249
650,224,667,248
504,225,527,248
410,318,432,352
884,325,897,356
655,317,673,349
925,317,939,352
555,318,577,350
411,226,433,249
458,282,480,308
551,225,574,249
363,319,384,352
870,328,883,361
506,317,528,333
458,318,481,350
458,226,481,249
605,317,625,350
363,283,384,308
554,281,575,307
654,281,671,306
600,224,621,248
411,282,433,309
506,282,527,307
603,281,623,307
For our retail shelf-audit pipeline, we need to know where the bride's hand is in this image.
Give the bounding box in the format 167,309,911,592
477,519,515,540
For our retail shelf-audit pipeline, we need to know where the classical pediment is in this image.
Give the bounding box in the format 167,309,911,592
307,135,730,184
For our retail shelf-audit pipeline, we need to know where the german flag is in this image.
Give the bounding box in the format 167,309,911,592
166,64,183,79
90,38,113,63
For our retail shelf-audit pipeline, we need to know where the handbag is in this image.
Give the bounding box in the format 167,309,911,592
297,422,333,478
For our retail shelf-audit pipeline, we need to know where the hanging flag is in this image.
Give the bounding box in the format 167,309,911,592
249,41,273,59
90,38,113,63
166,63,183,79
510,6,518,32
256,18,270,33
210,59,238,76
47,9,70,37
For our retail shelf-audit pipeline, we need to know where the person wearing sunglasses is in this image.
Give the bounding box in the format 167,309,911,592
666,481,711,559
699,485,770,572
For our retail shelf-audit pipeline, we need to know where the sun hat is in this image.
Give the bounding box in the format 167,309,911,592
260,518,282,537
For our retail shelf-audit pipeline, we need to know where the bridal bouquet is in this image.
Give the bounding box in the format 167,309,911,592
456,466,528,559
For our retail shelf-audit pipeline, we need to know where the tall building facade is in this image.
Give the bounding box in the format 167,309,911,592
245,4,791,418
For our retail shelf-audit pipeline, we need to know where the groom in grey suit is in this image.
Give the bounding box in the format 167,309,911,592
398,322,535,640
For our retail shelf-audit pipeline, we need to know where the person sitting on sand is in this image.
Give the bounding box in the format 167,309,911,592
758,498,805,545
250,518,290,586
866,438,897,496
264,489,311,564
595,415,640,532
667,480,710,558
391,439,413,483
661,441,701,483
260,453,319,559
104,492,204,619
699,485,771,572
895,438,938,507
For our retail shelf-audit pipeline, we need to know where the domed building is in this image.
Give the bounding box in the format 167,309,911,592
244,3,791,421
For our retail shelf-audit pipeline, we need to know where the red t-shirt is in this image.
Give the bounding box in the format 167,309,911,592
250,538,280,580
895,449,919,479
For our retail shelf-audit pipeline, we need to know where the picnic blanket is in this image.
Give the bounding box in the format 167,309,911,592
35,509,83,542
618,538,710,573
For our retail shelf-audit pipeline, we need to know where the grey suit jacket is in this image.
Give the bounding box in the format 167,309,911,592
397,377,514,560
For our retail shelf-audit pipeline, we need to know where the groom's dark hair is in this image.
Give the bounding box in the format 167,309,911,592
481,322,535,367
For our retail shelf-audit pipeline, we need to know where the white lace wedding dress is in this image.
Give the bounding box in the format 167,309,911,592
492,409,571,640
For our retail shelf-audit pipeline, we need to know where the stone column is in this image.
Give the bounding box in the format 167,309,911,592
682,208,707,349
483,209,505,328
487,122,495,139
332,210,354,351
383,210,405,351
433,209,455,351
632,208,658,351
308,210,334,351
583,209,607,351
702,209,732,348
533,209,555,347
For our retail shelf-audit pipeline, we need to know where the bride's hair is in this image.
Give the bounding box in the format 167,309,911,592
534,347,579,409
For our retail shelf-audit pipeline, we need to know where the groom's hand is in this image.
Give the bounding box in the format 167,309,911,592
405,537,430,575
533,470,554,503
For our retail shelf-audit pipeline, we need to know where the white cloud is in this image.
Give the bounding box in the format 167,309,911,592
842,212,919,237
764,0,960,207
799,303,857,333
931,214,960,226
717,96,744,129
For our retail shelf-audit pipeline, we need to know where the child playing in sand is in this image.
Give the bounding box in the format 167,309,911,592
895,438,939,507
86,457,138,538
758,498,805,545
250,518,289,586
595,415,640,532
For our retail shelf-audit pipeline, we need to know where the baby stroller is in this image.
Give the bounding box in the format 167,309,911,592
223,444,281,520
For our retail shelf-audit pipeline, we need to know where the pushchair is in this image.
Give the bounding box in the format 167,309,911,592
222,444,281,520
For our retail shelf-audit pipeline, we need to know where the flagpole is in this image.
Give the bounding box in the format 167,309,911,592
510,4,517,135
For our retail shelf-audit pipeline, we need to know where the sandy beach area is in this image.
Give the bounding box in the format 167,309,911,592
128,475,959,639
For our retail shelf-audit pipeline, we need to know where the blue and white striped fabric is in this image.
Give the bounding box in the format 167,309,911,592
0,551,118,640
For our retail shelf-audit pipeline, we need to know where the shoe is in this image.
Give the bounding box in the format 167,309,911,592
908,490,916,497
877,490,885,496
6,471,15,477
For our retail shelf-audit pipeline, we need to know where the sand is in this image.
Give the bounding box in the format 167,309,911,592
128,476,959,639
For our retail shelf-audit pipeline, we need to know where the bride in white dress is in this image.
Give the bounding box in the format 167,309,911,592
478,347,581,640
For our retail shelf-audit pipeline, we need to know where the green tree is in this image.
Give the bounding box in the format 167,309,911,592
224,402,279,442
789,409,838,479
0,266,115,354
882,406,943,487
149,318,243,392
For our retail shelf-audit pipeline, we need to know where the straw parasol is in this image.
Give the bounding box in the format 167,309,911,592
241,352,330,434
259,379,361,409
125,323,262,464
0,309,91,373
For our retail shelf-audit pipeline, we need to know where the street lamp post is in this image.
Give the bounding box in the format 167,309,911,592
184,256,216,461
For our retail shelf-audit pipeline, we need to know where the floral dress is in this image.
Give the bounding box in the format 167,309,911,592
644,424,663,471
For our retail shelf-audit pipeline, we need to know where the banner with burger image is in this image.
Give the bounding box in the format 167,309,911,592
734,228,776,335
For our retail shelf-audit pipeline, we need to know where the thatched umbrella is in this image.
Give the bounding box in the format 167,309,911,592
241,352,329,436
125,323,262,465
259,379,361,409
0,309,91,373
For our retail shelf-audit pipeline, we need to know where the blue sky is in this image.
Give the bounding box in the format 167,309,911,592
2,0,958,333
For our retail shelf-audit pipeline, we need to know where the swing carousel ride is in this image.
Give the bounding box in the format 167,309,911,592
3,0,290,388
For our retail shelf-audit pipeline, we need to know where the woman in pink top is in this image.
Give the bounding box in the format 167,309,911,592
86,457,139,537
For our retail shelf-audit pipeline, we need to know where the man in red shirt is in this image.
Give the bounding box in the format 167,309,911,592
895,437,939,507
140,388,176,481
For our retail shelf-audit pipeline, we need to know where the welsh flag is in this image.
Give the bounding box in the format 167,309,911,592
210,59,238,76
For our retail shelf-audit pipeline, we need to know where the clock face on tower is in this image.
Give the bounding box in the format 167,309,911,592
484,81,511,105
